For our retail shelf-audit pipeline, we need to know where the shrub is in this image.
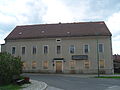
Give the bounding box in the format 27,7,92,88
0,52,22,85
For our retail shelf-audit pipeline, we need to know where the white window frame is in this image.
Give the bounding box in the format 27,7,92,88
11,46,16,55
43,45,49,54
56,45,62,54
69,45,75,54
32,46,37,55
56,38,61,43
83,44,89,54
98,43,104,53
21,46,26,55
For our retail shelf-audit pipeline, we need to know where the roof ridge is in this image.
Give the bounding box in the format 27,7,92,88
16,21,105,27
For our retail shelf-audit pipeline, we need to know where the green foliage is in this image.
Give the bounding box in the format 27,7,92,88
0,84,22,90
0,52,22,85
96,76,120,79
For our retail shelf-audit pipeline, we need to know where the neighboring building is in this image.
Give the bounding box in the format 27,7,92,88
113,54,120,73
1,21,114,74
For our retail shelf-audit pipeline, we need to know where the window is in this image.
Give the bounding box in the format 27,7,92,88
43,45,48,54
57,45,61,54
56,39,61,43
12,47,16,54
32,61,37,69
69,60,76,69
84,60,90,69
84,45,89,53
99,44,103,52
43,61,48,69
22,62,27,69
69,45,75,54
22,47,25,55
33,46,36,54
99,60,104,68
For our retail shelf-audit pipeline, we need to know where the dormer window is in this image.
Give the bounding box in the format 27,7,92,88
41,31,45,33
19,32,22,35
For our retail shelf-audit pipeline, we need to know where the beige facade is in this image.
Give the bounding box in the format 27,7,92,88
2,36,114,74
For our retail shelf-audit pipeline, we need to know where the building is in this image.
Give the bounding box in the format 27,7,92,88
113,54,120,73
1,21,114,74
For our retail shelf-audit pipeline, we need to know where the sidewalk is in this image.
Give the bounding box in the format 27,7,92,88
21,80,47,90
21,79,63,90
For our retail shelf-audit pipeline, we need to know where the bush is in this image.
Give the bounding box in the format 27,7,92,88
0,52,22,85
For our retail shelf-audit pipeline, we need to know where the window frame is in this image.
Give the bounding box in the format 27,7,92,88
32,61,37,69
84,60,90,69
69,60,76,69
56,45,61,54
69,45,75,54
83,44,89,53
32,46,37,55
56,38,61,43
21,46,26,55
43,61,49,69
11,46,16,55
98,43,104,53
99,60,105,68
43,45,49,54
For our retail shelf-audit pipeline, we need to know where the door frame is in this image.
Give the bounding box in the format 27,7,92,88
54,60,63,73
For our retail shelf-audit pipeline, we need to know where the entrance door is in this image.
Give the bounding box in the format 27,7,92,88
56,61,62,73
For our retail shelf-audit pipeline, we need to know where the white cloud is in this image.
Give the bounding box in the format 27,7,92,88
0,0,46,25
106,11,120,54
106,12,120,36
0,29,10,44
41,0,74,23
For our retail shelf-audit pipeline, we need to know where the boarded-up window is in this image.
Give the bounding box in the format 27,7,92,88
69,60,76,69
32,61,37,69
84,60,90,69
43,61,48,69
99,60,104,68
22,62,27,69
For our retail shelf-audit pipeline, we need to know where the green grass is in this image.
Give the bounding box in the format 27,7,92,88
0,84,22,90
96,76,120,79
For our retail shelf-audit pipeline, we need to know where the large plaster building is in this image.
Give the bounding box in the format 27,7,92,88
1,21,114,74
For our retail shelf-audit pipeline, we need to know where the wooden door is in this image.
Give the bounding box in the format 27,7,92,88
56,61,62,73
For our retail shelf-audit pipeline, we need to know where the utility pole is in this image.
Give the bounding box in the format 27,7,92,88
97,37,100,77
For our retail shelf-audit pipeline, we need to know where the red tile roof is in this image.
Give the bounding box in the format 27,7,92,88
5,21,112,40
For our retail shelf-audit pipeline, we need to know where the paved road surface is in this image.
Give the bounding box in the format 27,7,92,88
23,74,120,90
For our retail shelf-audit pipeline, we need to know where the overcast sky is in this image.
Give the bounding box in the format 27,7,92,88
0,0,120,54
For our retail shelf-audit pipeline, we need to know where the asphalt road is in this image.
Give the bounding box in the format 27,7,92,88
23,74,120,90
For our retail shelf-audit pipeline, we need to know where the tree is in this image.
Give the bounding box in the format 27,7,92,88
0,52,22,85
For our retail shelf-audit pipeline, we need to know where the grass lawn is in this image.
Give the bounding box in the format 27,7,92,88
0,84,22,90
96,76,120,79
